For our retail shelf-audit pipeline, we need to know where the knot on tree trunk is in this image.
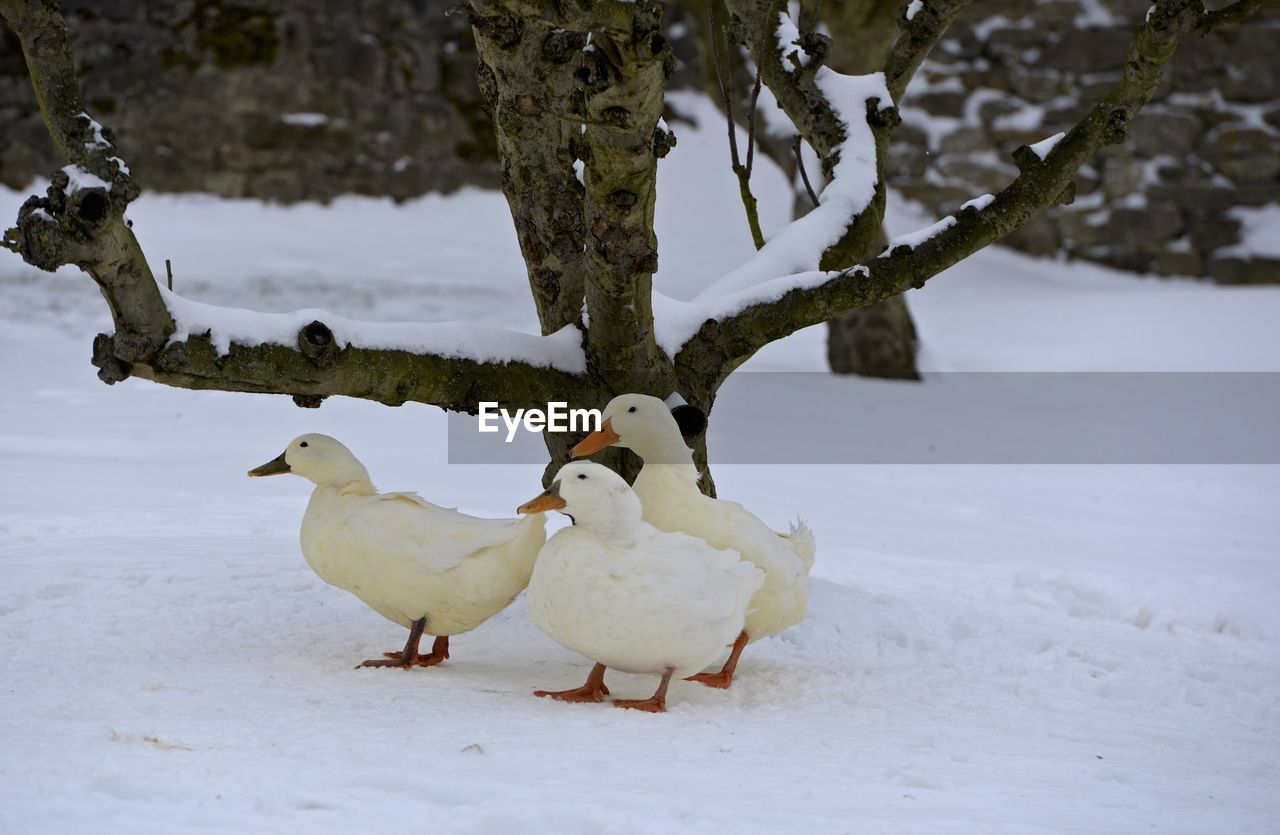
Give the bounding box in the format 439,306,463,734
469,8,523,49
866,99,901,129
91,333,131,384
541,28,586,63
7,159,140,272
298,320,340,368
652,124,677,158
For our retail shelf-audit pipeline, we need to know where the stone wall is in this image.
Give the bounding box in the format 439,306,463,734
889,0,1279,283
0,0,497,201
1,0,1275,281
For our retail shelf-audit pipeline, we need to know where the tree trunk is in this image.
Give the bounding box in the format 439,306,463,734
820,0,921,380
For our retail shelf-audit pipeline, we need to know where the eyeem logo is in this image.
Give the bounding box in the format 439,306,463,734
477,402,602,443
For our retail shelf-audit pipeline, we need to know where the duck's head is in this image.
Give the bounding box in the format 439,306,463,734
571,393,706,463
248,433,372,489
517,461,642,534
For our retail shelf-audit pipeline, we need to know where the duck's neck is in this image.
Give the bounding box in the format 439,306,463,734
627,434,696,469
337,478,378,496
572,513,644,541
570,490,646,541
635,462,702,492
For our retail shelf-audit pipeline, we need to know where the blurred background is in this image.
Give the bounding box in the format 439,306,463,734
2,0,1275,281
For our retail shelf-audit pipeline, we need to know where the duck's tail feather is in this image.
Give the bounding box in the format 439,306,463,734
781,518,816,572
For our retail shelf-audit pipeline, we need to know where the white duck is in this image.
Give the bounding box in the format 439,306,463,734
572,394,815,688
518,461,763,713
249,434,545,669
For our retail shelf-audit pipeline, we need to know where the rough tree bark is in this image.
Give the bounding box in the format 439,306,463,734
821,0,922,381
2,0,1260,493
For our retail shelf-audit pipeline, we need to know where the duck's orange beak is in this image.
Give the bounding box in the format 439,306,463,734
571,419,620,458
518,482,566,515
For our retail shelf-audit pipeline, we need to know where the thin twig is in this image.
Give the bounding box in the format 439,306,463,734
707,2,740,170
745,68,762,177
165,258,173,291
792,135,820,207
708,2,765,249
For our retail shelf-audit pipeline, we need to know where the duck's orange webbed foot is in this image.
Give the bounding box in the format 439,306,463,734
613,668,673,713
685,631,749,689
612,696,666,713
534,663,609,703
356,620,448,670
684,670,733,689
534,683,609,702
360,656,416,669
377,635,449,667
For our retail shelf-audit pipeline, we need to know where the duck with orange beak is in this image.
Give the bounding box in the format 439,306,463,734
572,394,816,689
518,461,763,713
248,434,545,669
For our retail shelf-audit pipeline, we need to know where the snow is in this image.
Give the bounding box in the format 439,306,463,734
1028,131,1066,160
683,72,890,313
161,288,585,372
776,13,808,71
993,103,1047,131
79,111,110,150
61,164,111,193
873,194,997,260
3,95,1280,834
1223,205,1280,259
960,193,996,212
280,112,330,127
881,215,957,253
905,0,925,21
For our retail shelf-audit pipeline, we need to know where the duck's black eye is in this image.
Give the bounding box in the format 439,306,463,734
628,406,637,413
578,473,587,479
300,441,309,448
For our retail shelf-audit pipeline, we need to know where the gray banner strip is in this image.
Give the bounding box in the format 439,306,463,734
447,372,1280,465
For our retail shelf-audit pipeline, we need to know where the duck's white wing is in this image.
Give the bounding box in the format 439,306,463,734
687,496,809,583
336,491,538,574
630,532,764,623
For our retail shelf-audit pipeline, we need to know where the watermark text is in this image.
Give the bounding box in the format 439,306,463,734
477,402,602,442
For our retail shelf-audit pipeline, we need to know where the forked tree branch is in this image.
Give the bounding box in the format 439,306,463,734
1,0,584,412
725,0,896,275
678,0,1241,376
884,0,979,102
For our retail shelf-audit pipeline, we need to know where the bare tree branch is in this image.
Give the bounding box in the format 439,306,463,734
792,135,820,207
1194,0,1264,33
708,2,766,250
1,0,171,355
679,0,1244,376
2,0,584,413
884,0,979,102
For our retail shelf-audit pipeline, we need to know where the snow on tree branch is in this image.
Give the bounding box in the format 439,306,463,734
1,0,586,413
673,0,1257,377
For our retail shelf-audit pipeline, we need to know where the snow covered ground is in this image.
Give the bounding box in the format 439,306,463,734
2,96,1278,833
